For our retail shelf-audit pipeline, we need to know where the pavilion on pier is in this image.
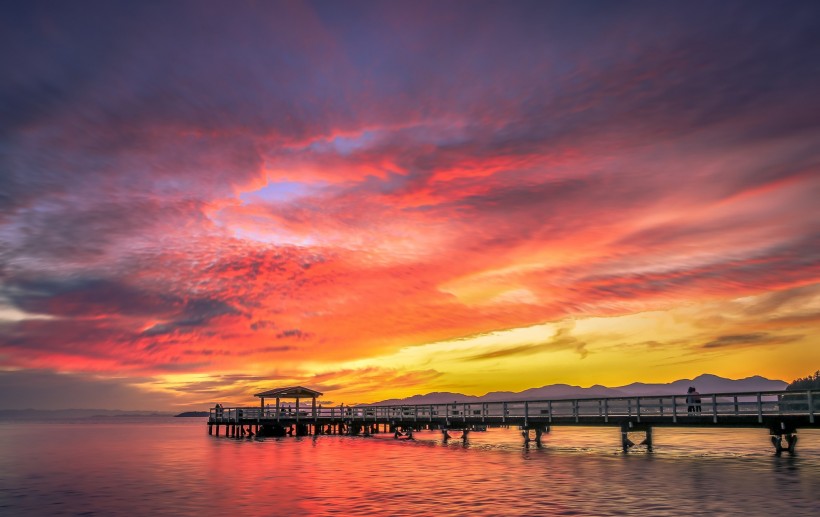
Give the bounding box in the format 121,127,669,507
255,386,323,418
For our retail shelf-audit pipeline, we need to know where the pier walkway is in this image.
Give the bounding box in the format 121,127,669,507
208,387,818,455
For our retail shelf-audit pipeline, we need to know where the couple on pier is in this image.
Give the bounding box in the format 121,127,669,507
686,387,701,415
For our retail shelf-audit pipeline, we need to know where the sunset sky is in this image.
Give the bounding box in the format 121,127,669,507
1,1,819,410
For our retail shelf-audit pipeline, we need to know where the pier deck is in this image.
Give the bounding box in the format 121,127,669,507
208,389,817,454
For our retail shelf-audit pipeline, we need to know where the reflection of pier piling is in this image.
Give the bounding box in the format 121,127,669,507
208,386,819,455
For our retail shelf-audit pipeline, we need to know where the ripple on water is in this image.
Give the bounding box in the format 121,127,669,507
0,420,818,516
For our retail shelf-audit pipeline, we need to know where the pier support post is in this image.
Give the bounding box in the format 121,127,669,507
771,433,798,455
770,422,798,456
462,429,469,443
639,426,653,451
620,422,635,452
786,434,798,455
442,429,451,442
771,434,783,454
215,424,220,437
621,432,635,452
208,424,213,435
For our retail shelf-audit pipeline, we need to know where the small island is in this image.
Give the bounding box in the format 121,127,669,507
175,411,210,418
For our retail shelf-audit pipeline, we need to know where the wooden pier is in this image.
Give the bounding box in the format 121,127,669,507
208,386,818,455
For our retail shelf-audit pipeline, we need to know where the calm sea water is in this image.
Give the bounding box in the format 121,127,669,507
1,417,817,516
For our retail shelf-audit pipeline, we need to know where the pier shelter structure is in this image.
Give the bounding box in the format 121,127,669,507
256,385,322,421
210,386,324,438
208,387,818,455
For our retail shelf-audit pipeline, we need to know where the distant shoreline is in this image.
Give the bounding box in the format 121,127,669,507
0,409,175,420
174,411,209,417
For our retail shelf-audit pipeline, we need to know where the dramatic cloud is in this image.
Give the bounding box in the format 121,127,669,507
1,1,819,408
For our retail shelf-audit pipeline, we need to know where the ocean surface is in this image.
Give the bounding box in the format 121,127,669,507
1,417,817,516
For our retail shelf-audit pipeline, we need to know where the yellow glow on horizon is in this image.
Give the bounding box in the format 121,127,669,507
127,285,820,406
322,286,820,402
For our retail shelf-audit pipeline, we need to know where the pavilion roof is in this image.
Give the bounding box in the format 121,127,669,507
254,386,323,399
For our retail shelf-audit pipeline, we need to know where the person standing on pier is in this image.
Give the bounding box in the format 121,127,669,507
687,387,696,415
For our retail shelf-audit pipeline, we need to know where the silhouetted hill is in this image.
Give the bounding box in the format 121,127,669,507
786,370,820,390
372,374,786,405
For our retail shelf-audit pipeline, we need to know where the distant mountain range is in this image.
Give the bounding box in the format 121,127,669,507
372,374,787,405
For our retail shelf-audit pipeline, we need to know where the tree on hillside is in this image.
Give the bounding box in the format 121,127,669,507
786,371,820,391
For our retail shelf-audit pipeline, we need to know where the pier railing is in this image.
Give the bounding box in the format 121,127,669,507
210,389,817,427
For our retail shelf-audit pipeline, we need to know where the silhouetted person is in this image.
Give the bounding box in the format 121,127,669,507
686,386,702,415
686,387,696,415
